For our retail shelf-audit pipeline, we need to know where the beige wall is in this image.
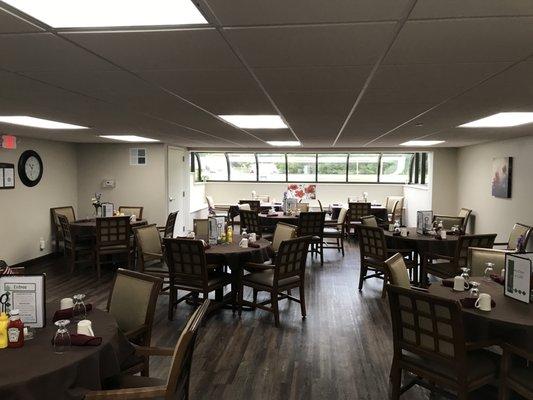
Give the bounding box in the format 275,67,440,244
431,148,458,216
0,138,78,264
457,135,533,242
76,143,167,226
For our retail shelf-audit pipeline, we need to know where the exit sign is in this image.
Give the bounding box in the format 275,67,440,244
1,135,16,149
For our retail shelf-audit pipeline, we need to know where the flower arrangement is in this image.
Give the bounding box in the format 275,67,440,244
91,193,102,216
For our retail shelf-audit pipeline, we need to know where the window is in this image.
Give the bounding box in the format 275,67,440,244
228,153,257,181
197,153,228,181
257,153,286,181
317,154,347,182
380,153,413,183
287,154,316,182
348,154,378,182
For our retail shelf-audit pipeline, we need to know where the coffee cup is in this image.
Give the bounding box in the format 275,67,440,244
77,319,95,336
249,233,257,243
60,297,74,310
440,230,447,240
400,228,408,237
475,293,492,312
453,276,469,291
130,214,137,222
239,238,249,248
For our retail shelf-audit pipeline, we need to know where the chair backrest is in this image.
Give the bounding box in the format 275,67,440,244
134,224,163,271
271,223,298,252
205,195,215,210
107,269,163,345
57,214,73,250
317,199,324,212
96,216,131,248
165,299,210,399
193,219,209,240
51,206,76,226
390,200,403,223
238,203,251,211
433,215,464,231
163,238,209,289
356,224,388,262
273,236,312,283
387,285,467,373
163,211,178,238
386,196,404,214
296,203,309,212
361,215,378,227
239,210,262,235
298,211,326,237
385,253,410,289
458,208,472,232
118,206,143,219
257,195,270,202
507,223,533,250
347,202,371,222
239,200,260,212
454,234,496,269
337,207,348,225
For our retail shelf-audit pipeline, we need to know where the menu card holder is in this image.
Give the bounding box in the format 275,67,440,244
417,211,433,235
101,202,114,217
0,274,46,327
504,253,532,304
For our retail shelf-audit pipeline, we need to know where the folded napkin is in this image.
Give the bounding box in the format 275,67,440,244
53,304,93,322
460,297,496,309
51,333,102,347
490,274,505,285
248,242,260,248
441,279,473,290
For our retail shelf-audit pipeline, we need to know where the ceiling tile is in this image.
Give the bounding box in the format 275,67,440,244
411,0,533,19
0,6,43,33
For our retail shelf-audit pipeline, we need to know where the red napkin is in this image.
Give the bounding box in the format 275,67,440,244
248,242,260,248
53,304,93,322
51,333,102,346
460,297,496,309
490,274,505,285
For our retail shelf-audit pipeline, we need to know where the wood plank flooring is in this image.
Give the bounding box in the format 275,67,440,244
31,241,494,400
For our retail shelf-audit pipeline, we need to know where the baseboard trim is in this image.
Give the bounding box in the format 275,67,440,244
11,252,61,268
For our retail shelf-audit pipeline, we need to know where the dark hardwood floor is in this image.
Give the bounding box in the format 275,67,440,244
31,240,495,400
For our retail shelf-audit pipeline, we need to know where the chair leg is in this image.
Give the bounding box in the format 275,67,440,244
320,241,324,266
252,288,258,310
238,283,244,317
299,284,306,318
389,362,401,400
168,287,176,321
358,265,367,291
272,291,280,327
381,273,388,298
96,252,101,280
69,249,75,274
340,235,345,256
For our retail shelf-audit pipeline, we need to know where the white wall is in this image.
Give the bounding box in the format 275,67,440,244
77,143,167,226
0,138,78,264
457,135,533,242
431,148,458,216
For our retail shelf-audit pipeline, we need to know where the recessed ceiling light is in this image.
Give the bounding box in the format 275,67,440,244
99,135,159,142
400,140,444,146
0,116,88,129
459,112,533,128
2,0,207,28
219,115,288,129
266,141,301,147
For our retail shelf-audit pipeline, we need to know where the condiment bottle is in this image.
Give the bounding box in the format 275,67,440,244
0,312,8,349
226,226,233,243
7,309,24,348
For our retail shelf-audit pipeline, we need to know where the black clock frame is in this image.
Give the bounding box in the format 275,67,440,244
18,150,43,187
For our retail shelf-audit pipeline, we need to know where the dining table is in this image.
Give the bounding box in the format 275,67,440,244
429,277,533,351
70,218,148,239
331,204,388,221
258,211,300,227
0,308,134,400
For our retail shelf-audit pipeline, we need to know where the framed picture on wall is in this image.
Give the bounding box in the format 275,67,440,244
0,163,15,189
491,157,512,198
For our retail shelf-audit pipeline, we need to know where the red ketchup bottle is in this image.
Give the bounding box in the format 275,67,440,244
7,309,24,348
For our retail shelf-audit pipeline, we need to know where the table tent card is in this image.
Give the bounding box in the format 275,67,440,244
0,274,46,327
505,253,533,304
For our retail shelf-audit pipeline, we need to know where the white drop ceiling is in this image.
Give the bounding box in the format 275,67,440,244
0,0,532,149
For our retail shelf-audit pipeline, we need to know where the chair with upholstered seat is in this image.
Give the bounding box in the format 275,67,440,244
239,209,272,239
58,214,94,274
499,343,533,399
323,207,347,256
107,269,162,377
85,299,209,400
296,203,309,213
387,284,500,400
271,222,298,254
422,234,496,284
361,215,378,227
134,224,167,277
118,206,143,219
356,225,417,297
346,202,371,236
238,199,260,212
239,236,312,327
157,211,178,238
384,253,412,289
206,195,228,220
298,211,326,265
51,206,77,253
386,196,404,225
433,208,472,233
95,216,132,279
163,238,232,320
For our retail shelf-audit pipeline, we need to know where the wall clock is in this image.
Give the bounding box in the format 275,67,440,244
18,150,43,187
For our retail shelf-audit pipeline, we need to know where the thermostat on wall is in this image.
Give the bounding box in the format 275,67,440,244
102,179,116,188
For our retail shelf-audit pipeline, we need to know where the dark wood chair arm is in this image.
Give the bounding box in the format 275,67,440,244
134,345,175,357
124,325,148,340
502,342,533,360
410,286,428,292
387,248,414,254
143,251,163,258
245,262,275,271
493,242,510,247
156,226,165,232
84,386,167,399
465,339,502,351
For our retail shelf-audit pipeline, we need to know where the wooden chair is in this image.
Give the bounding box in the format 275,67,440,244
51,206,76,253
158,211,178,238
239,209,270,239
495,222,533,250
296,203,309,213
118,206,143,219
433,215,464,231
58,214,94,274
134,224,166,275
458,208,472,232
361,215,378,227
107,268,162,377
323,207,347,256
206,195,228,219
95,216,132,279
347,202,371,236
298,211,326,266
238,199,260,212
239,236,312,327
271,222,298,254
499,343,533,399
356,225,416,297
386,196,404,225
387,284,499,400
193,219,209,240
422,234,497,284
384,253,411,289
85,299,209,400
163,238,232,320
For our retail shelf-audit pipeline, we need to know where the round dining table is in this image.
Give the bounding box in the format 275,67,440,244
0,308,134,400
384,227,459,256
70,218,147,237
258,211,299,227
429,278,533,351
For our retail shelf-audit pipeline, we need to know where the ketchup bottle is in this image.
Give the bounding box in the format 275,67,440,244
7,309,24,348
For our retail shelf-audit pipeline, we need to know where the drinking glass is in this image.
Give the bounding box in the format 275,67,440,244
53,319,71,354
241,228,249,239
484,262,495,282
72,294,87,321
460,267,470,284
469,281,480,298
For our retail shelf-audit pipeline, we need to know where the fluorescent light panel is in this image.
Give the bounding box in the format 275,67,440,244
100,135,159,142
219,115,288,129
266,141,301,147
401,140,444,147
3,0,207,28
0,116,88,129
459,112,533,128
